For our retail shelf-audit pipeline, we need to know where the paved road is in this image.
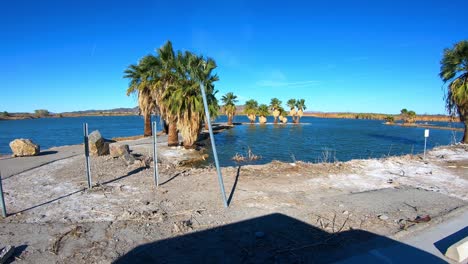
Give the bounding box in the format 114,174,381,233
0,137,160,179
338,209,468,263
0,145,83,179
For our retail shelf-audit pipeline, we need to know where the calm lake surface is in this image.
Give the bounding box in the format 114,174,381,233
0,116,463,166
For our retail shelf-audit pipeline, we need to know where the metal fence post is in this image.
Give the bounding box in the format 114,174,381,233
0,171,7,217
83,123,92,189
200,83,228,208
152,121,159,187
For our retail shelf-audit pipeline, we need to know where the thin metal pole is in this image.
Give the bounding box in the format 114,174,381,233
152,121,159,187
83,123,92,189
424,137,427,159
0,171,7,217
200,83,228,208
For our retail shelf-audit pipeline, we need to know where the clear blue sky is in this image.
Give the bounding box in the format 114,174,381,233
1,0,467,114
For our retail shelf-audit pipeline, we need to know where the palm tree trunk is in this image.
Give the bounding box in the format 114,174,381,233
463,121,468,144
167,120,179,146
228,115,233,126
163,120,169,134
144,113,152,137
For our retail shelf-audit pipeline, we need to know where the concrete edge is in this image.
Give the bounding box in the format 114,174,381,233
391,205,468,241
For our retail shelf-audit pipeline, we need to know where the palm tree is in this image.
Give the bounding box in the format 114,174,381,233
257,104,270,124
279,106,288,123
124,62,156,137
440,40,468,143
163,51,219,148
269,98,282,124
287,99,297,123
156,41,180,146
244,99,258,124
295,99,306,123
400,108,416,124
221,92,238,125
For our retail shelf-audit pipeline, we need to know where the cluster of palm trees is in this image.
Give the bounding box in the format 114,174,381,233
124,41,219,148
400,109,416,124
243,98,306,124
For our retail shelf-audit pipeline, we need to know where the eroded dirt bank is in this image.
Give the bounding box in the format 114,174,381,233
0,143,467,263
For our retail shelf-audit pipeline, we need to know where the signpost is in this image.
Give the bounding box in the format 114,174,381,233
152,121,159,187
83,123,92,189
424,129,429,158
200,83,228,208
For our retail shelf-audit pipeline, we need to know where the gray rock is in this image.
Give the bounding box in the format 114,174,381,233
109,143,130,158
9,138,40,157
378,214,389,220
88,130,109,156
121,153,136,166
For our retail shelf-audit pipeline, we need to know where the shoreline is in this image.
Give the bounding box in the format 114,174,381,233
384,122,463,132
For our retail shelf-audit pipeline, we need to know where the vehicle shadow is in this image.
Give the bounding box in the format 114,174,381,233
113,213,444,263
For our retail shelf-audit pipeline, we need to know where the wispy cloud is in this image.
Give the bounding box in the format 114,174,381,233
256,80,320,88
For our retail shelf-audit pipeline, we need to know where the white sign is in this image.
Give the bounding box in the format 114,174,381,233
424,129,429,138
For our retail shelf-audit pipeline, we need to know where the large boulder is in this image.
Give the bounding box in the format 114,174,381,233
88,130,109,156
109,143,130,158
9,139,40,157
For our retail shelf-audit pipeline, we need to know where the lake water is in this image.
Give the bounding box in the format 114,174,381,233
0,115,463,166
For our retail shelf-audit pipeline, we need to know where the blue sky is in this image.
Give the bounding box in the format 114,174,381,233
1,0,467,114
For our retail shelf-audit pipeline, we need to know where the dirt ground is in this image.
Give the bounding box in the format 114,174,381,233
0,141,467,263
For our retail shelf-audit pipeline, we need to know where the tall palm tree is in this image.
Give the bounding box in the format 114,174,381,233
295,99,306,123
269,98,282,124
156,41,180,146
163,51,219,148
221,92,238,125
287,99,297,123
440,40,468,143
124,62,156,137
244,99,258,124
257,104,270,124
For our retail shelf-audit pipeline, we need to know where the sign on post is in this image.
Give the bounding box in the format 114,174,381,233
424,129,429,158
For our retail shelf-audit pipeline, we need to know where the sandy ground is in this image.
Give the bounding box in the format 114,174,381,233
0,140,467,263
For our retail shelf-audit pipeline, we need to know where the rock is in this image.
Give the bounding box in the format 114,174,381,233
109,143,130,158
378,214,389,220
88,130,109,156
121,153,135,166
9,138,40,157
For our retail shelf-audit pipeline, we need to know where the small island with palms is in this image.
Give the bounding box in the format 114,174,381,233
1,1,468,261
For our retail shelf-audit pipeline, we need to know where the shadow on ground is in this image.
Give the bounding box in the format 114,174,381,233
114,213,444,263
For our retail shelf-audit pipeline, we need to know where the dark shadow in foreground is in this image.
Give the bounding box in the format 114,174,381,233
113,213,444,264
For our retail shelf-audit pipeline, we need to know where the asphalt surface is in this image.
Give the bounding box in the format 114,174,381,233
338,209,468,263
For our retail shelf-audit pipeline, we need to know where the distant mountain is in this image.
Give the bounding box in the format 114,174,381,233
60,107,139,115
